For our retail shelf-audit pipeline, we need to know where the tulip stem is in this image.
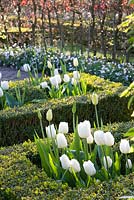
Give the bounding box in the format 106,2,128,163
125,154,129,175
101,146,110,179
83,139,89,160
95,105,99,128
39,115,45,139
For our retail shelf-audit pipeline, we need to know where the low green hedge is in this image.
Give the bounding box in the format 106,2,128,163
0,73,133,146
0,120,134,200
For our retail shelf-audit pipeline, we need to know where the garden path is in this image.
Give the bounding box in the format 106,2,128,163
0,66,41,81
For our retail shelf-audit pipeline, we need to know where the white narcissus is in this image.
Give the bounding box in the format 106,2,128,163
73,71,80,80
83,160,96,176
94,130,105,145
46,109,53,122
103,156,112,169
78,120,91,138
57,133,67,148
63,74,70,83
126,159,132,169
69,159,81,173
58,122,69,134
60,154,71,170
40,81,48,89
119,139,130,154
104,132,114,146
23,63,31,72
0,88,3,97
73,58,79,67
1,81,9,90
46,124,56,138
87,134,94,144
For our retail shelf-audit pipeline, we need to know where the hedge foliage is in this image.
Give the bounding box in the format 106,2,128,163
0,120,134,200
0,73,133,146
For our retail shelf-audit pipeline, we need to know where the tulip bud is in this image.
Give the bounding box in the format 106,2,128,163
58,122,69,134
40,81,48,89
87,134,94,144
46,124,56,138
78,120,91,138
91,93,98,106
54,68,59,75
37,110,42,120
131,111,134,117
17,69,21,78
104,132,114,146
47,61,52,69
0,88,3,97
103,156,112,169
23,63,31,72
83,160,96,176
94,130,105,145
126,159,132,169
73,58,79,67
46,109,52,121
63,74,70,83
73,71,80,80
69,159,81,173
1,81,9,90
60,154,71,170
120,139,130,154
57,133,67,148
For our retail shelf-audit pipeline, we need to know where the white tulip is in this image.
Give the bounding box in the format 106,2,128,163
63,74,70,83
54,68,59,75
50,76,59,88
58,122,69,134
0,88,3,97
126,159,132,169
40,81,48,89
87,134,94,144
73,58,79,67
46,109,53,122
57,133,67,148
103,156,112,169
83,160,96,176
23,63,31,72
60,154,71,170
78,120,91,138
120,139,130,154
91,93,98,106
55,74,61,84
104,132,114,146
71,78,77,85
46,124,56,138
94,130,105,145
73,71,80,80
47,60,52,69
1,81,9,90
69,159,81,173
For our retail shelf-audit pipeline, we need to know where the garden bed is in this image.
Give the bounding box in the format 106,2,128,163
0,120,134,200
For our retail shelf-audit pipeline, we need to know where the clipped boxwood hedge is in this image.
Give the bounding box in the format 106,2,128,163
0,73,133,146
0,120,134,200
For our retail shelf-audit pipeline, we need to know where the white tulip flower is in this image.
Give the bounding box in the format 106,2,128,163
1,81,9,90
55,74,61,84
46,124,56,138
0,88,3,97
103,156,112,169
104,132,114,146
126,159,132,169
78,120,91,138
57,133,67,148
40,81,48,89
73,58,79,67
120,139,130,154
94,130,105,145
69,159,81,173
46,109,53,122
60,154,71,170
58,122,69,134
83,160,96,176
87,134,94,144
50,76,59,88
91,93,98,106
47,60,52,69
63,74,70,83
23,63,31,72
73,71,80,80
54,68,59,75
